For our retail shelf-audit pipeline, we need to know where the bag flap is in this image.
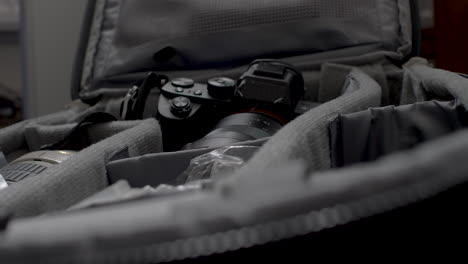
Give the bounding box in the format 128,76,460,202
73,0,419,101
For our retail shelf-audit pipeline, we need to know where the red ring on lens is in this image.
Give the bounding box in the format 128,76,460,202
236,109,288,125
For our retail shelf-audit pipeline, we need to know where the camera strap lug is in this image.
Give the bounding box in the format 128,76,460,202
120,72,169,120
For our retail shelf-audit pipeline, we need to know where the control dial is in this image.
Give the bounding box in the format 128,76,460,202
207,77,236,99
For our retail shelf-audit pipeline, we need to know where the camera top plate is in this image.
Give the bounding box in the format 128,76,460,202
161,78,232,104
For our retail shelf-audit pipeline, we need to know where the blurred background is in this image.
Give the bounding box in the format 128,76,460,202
0,0,464,127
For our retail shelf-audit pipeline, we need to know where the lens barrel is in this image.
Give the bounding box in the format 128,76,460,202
0,151,75,185
185,112,283,150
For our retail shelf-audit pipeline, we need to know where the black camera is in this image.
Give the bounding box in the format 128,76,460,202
157,60,313,151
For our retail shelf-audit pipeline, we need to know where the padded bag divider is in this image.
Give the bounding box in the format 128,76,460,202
401,58,468,106
328,58,468,168
330,100,468,167
24,123,75,151
107,138,268,188
0,99,114,158
0,118,163,217
24,120,142,151
0,106,88,158
3,109,468,263
240,68,381,174
0,95,139,160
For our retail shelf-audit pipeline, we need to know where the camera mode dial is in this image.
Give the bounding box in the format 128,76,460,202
207,77,236,99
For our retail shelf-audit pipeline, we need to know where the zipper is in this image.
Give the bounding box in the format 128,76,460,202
45,161,465,264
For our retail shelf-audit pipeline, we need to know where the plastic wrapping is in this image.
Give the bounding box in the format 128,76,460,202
70,146,259,210
152,181,211,195
0,174,7,191
0,151,7,190
176,146,260,185
70,180,204,210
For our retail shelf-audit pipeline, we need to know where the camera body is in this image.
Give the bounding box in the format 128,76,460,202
157,60,311,151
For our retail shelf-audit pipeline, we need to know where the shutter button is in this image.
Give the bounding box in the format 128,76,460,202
170,97,192,117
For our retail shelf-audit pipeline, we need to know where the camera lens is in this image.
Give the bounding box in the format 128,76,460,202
0,151,75,186
184,112,283,150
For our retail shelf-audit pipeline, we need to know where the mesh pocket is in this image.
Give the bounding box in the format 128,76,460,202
118,0,378,43
189,0,376,35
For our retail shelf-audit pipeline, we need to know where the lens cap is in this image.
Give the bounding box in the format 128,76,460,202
207,77,236,99
170,97,192,117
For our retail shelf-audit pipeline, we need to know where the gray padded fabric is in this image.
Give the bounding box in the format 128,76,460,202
107,138,268,188
0,118,162,217
0,120,33,156
330,100,467,167
67,180,142,211
401,58,468,107
361,64,390,105
318,63,352,103
239,68,382,174
0,96,131,155
87,120,143,144
318,63,389,104
383,63,404,105
3,125,468,263
67,180,180,211
24,123,76,151
24,120,142,151
0,105,89,155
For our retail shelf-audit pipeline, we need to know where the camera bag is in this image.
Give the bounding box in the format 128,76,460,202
2,0,468,262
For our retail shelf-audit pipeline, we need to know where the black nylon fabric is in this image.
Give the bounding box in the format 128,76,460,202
330,100,468,167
